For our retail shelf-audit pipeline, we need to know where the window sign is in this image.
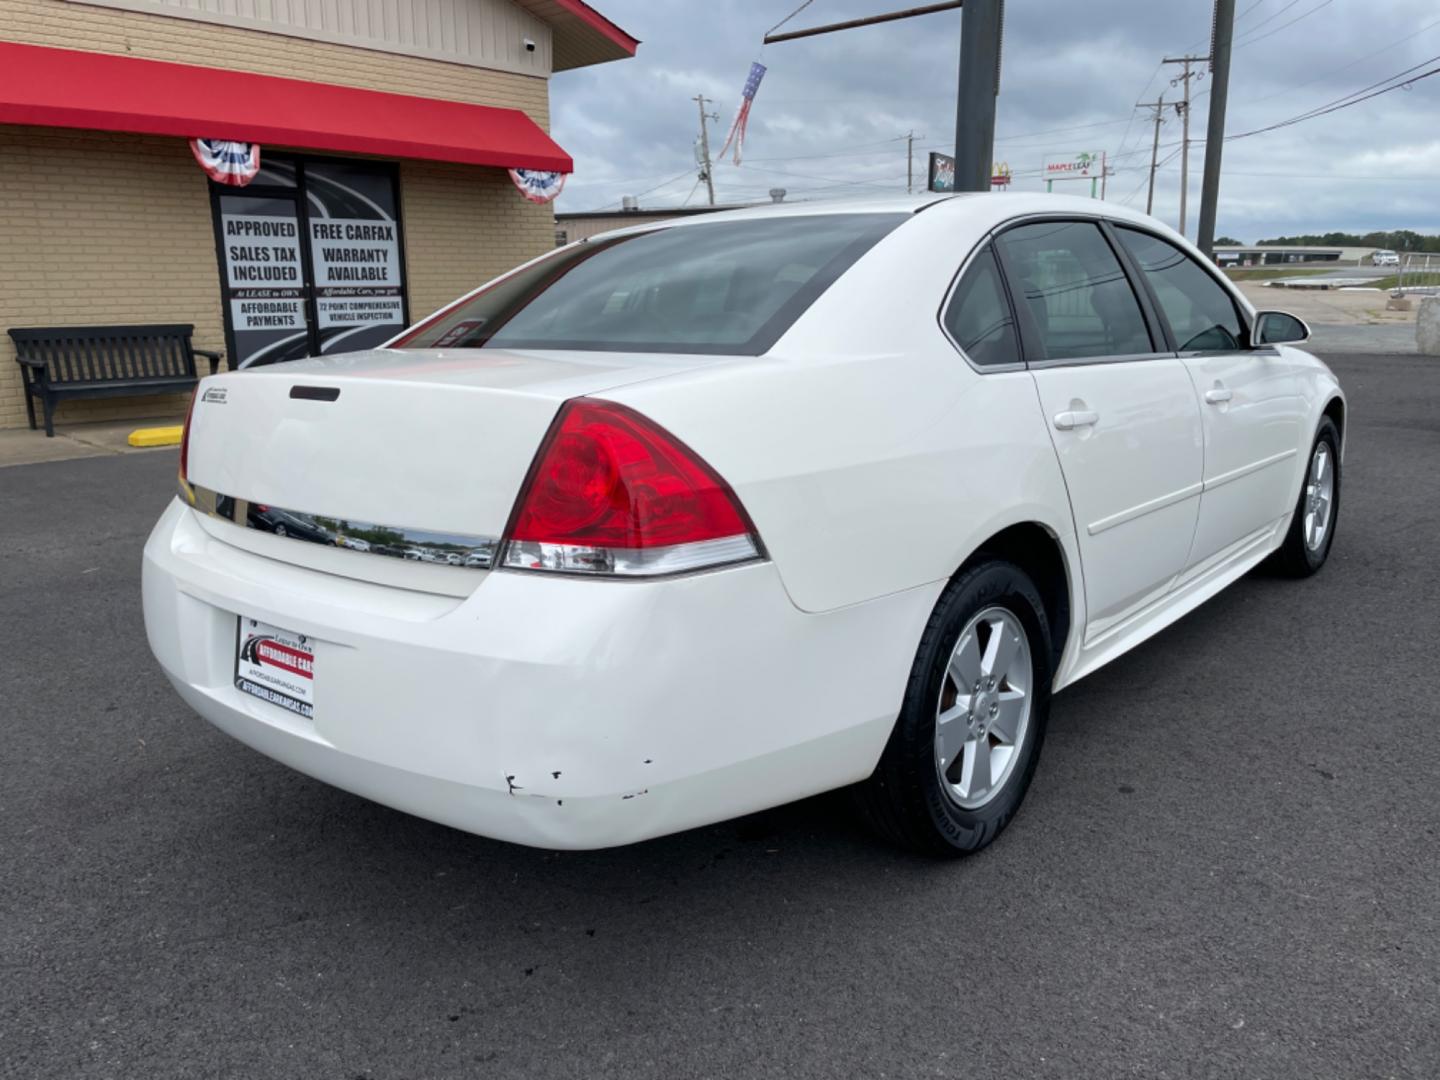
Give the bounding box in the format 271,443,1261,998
217,195,310,369
304,161,408,355
211,157,408,369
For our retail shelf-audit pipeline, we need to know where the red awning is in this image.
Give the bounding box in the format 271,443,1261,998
0,42,573,173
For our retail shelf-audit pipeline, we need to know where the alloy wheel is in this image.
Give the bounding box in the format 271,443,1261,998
934,606,1033,810
1304,443,1334,553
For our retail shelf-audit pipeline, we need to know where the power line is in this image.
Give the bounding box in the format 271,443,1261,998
1226,63,1440,140
1246,15,1440,106
1234,0,1335,50
1230,0,1305,43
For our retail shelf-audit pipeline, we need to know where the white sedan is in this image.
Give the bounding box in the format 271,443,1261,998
143,193,1344,855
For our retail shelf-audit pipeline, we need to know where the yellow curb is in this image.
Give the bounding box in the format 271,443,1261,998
127,425,184,448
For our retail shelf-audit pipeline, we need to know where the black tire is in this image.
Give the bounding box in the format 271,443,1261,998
855,559,1053,857
1269,417,1340,578
273,523,287,537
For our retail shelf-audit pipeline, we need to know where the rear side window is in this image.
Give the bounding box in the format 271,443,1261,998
942,247,1020,367
995,220,1153,361
394,213,906,356
1116,227,1244,352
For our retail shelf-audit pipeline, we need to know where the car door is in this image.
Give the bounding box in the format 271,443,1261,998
995,218,1204,641
1113,226,1305,571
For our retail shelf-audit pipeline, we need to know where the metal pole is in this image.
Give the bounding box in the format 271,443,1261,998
1144,96,1165,215
954,0,1002,193
1100,150,1109,199
1196,0,1235,258
764,1,963,44
907,130,915,193
693,94,716,207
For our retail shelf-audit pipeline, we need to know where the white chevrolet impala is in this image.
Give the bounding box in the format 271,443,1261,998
143,194,1344,855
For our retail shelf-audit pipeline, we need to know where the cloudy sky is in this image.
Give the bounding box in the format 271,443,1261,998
548,0,1440,242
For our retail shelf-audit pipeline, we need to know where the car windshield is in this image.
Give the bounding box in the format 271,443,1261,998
394,213,906,356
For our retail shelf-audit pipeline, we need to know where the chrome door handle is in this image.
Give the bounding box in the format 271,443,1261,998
1204,387,1233,405
1053,410,1099,431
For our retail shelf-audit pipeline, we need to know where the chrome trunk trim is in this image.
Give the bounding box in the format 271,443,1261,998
180,481,499,570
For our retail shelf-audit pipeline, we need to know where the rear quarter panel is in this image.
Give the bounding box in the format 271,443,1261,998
604,206,1079,615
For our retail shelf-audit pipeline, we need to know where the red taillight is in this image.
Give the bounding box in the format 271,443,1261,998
502,400,761,576
177,388,199,499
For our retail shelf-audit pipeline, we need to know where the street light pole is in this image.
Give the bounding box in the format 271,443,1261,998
954,0,1003,192
761,1,1001,196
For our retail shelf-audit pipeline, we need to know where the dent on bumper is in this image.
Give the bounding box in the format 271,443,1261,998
142,499,940,848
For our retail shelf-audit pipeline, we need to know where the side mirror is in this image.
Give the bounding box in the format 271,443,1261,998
1252,310,1310,347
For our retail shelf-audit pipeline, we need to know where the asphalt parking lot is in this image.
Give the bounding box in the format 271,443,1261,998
3,352,1437,1080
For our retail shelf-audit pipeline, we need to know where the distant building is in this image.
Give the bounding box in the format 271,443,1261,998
1212,244,1379,267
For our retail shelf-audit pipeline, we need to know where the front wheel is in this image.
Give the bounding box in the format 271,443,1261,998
1270,417,1340,577
855,559,1053,856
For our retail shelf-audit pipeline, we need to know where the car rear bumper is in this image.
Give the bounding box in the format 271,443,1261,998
142,499,938,849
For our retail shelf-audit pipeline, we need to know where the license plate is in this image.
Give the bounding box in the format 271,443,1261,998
235,617,315,719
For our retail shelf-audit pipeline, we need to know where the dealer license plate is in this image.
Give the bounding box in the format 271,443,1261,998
235,617,315,719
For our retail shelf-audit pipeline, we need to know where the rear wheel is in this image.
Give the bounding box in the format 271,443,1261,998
856,559,1053,856
1270,417,1340,577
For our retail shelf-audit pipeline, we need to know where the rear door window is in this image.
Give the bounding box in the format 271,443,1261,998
995,220,1153,361
395,213,906,356
1116,227,1245,352
941,246,1021,368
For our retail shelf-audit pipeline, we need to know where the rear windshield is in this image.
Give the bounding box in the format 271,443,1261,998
394,213,905,356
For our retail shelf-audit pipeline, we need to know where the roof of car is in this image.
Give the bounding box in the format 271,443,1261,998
582,192,1175,242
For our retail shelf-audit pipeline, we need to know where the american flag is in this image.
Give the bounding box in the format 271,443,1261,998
718,62,767,165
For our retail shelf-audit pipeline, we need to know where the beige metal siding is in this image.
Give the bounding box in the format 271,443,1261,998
63,0,554,77
3,0,550,124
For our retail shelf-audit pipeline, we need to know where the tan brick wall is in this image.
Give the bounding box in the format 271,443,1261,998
1,0,550,125
0,131,559,430
0,1,560,430
399,160,555,324
0,126,224,429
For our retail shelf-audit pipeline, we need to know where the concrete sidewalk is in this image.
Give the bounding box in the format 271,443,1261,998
0,415,182,469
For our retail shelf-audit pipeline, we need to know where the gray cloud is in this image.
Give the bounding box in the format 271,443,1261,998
551,0,1440,240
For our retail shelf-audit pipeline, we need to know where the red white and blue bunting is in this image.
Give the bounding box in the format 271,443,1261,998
509,168,567,204
190,139,261,186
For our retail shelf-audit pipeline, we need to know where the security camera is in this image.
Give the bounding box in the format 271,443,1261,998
523,37,536,52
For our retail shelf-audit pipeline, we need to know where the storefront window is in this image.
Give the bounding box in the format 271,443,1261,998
210,156,409,369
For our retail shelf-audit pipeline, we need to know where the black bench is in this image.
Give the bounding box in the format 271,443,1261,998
8,324,223,437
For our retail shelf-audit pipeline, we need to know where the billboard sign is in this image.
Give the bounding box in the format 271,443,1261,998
1044,152,1101,181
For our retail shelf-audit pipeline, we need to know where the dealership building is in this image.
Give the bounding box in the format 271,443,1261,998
0,0,635,432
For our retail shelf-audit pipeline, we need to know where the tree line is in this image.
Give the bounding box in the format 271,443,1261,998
1249,230,1440,253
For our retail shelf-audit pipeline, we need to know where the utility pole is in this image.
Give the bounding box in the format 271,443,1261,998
693,93,718,206
906,130,916,193
954,0,1003,192
1139,95,1167,215
1196,0,1236,259
1099,151,1112,199
1163,55,1207,237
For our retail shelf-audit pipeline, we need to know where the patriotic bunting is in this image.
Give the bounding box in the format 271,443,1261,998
509,168,567,204
190,139,260,186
